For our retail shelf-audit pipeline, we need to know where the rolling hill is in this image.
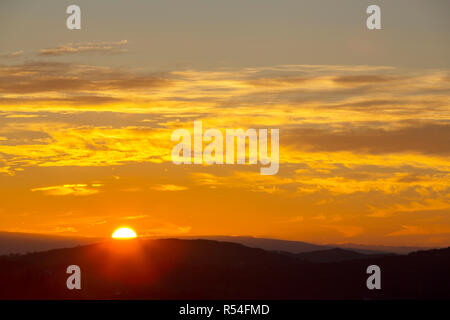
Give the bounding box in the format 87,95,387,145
0,239,449,299
0,231,101,255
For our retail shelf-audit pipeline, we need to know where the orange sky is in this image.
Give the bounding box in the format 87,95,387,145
0,1,449,246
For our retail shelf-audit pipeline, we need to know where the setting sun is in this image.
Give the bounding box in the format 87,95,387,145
112,228,137,239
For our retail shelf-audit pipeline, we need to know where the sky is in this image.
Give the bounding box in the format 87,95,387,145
0,0,449,246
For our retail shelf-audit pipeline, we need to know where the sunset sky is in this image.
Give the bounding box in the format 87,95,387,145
0,0,449,246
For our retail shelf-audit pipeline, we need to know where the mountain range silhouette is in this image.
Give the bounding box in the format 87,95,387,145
0,238,449,299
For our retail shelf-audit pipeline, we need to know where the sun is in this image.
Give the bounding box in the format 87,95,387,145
112,227,137,239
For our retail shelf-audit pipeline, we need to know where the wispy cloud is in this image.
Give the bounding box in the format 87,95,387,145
0,62,448,245
141,224,192,236
387,225,450,237
0,50,24,58
39,40,128,56
31,184,102,196
151,184,188,191
0,61,171,96
123,214,149,220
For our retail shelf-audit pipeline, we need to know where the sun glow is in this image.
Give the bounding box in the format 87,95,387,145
112,227,137,239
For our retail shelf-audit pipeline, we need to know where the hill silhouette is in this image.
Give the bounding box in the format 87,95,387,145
180,236,431,254
0,239,449,299
0,231,433,255
180,235,329,253
293,248,392,263
0,231,101,255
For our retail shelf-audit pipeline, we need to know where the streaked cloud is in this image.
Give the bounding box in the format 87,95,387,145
283,122,450,155
151,184,188,191
387,225,450,237
0,61,172,98
0,61,448,245
123,214,149,220
31,183,101,196
141,223,192,237
0,50,24,58
39,40,128,56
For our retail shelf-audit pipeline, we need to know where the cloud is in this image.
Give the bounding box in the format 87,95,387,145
387,225,450,236
0,61,172,96
333,74,400,84
123,214,149,220
284,122,450,155
0,50,24,58
151,184,188,191
0,95,125,106
325,225,364,238
191,171,293,194
285,216,304,223
139,221,192,237
39,40,128,56
0,63,448,209
0,61,446,245
4,114,40,119
369,199,450,218
0,124,174,172
246,77,312,87
0,62,448,121
31,183,101,196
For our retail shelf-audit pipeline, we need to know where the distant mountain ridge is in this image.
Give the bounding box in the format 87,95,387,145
0,231,439,255
180,235,329,253
0,231,101,255
327,243,437,255
293,248,393,263
178,235,432,254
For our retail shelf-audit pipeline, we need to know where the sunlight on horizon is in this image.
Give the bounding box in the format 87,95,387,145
112,227,137,239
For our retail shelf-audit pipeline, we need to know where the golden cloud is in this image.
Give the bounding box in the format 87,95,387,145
31,183,101,196
39,40,128,56
151,184,188,191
